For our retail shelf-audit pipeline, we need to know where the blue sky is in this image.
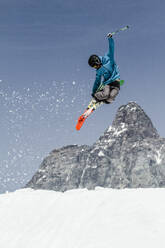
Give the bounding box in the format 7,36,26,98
0,0,165,192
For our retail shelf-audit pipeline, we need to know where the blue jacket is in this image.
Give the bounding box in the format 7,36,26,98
92,37,120,94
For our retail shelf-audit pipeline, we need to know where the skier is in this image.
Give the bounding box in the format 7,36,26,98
88,33,120,104
76,26,129,131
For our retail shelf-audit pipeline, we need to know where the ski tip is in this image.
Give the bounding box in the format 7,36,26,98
76,116,86,131
76,124,81,131
76,123,83,131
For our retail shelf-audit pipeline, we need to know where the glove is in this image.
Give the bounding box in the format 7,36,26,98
91,93,95,98
107,33,113,38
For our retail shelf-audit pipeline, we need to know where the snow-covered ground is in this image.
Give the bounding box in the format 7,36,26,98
0,188,165,248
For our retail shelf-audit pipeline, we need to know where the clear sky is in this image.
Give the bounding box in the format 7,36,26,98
0,0,165,193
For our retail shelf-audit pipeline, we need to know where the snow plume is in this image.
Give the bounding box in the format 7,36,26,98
0,80,90,193
0,188,165,248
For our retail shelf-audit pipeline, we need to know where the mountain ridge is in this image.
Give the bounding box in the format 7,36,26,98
26,102,165,191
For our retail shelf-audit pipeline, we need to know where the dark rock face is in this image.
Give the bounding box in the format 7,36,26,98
26,102,165,191
26,145,89,192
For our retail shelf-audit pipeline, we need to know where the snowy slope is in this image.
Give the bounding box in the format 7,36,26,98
0,188,165,248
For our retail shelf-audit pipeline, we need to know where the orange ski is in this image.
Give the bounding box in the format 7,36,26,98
76,99,103,131
76,108,94,131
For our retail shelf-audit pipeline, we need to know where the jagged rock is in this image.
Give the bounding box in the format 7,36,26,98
27,145,89,191
26,102,165,191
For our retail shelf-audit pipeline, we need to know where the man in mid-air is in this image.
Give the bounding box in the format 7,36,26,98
76,33,122,131
88,33,120,104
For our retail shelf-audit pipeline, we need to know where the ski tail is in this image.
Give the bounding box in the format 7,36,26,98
120,80,124,86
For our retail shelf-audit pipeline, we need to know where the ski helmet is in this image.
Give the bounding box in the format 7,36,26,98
88,55,101,68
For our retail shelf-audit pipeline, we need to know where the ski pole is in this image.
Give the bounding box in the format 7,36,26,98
111,25,129,36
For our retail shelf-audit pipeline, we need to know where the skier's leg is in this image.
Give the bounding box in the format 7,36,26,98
93,85,111,101
105,86,119,104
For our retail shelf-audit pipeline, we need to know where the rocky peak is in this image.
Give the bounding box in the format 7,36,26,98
111,102,158,138
26,102,165,191
97,102,159,148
